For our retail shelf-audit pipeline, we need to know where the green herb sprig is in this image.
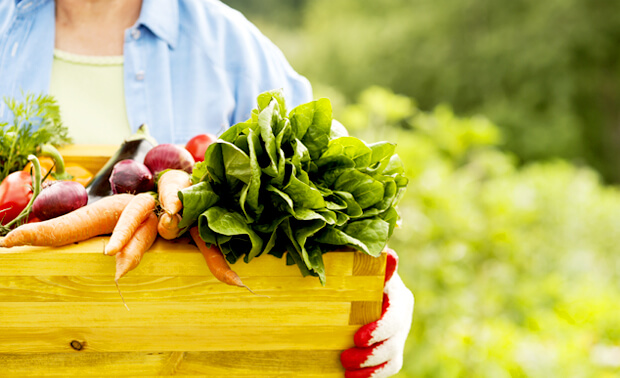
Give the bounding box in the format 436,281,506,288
0,93,71,182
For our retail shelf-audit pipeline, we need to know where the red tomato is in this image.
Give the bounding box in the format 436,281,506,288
0,171,33,225
185,133,216,162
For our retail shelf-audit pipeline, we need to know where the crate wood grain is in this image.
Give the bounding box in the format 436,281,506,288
0,237,385,376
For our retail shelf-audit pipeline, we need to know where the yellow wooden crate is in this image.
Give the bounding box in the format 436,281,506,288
0,145,386,377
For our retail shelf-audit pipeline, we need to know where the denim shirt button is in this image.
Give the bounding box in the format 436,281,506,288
136,71,145,81
131,29,141,40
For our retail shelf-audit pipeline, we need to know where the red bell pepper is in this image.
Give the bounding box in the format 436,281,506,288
0,171,33,225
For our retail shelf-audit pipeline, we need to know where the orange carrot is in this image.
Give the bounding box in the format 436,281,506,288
189,226,252,291
0,194,134,248
158,169,191,215
157,212,182,240
114,212,158,310
115,212,158,282
105,193,156,256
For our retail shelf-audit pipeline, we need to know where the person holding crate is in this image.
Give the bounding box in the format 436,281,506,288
0,0,414,376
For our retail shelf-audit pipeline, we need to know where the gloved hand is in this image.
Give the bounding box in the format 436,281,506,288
340,248,414,378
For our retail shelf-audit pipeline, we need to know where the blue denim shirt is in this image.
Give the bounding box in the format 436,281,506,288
0,0,313,144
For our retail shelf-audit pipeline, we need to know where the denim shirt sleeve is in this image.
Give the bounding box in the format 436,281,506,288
163,0,314,143
225,16,314,124
0,1,15,36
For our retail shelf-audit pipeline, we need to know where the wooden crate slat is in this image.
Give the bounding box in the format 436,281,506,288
0,275,383,303
0,302,351,327
0,350,344,377
349,301,383,326
0,326,359,353
1,351,165,377
0,237,354,277
57,144,118,175
353,250,387,276
177,350,343,376
349,251,385,325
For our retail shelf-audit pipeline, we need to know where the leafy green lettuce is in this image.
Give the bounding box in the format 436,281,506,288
180,89,407,284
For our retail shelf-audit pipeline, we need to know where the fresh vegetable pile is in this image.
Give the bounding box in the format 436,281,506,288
86,124,156,202
0,89,406,303
179,90,408,284
0,94,93,229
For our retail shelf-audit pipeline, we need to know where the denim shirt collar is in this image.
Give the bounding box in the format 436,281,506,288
136,0,179,49
14,0,47,13
14,0,179,49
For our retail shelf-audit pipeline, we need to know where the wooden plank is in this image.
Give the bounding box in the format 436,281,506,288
0,275,384,303
57,144,118,175
349,250,385,326
177,350,343,376
1,351,165,377
159,351,186,375
353,250,387,276
349,301,383,326
0,302,351,327
0,237,355,277
0,326,359,353
0,350,344,377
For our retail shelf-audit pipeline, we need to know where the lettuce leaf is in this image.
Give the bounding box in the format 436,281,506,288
180,89,407,284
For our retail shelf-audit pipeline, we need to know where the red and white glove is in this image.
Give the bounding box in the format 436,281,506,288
340,248,414,378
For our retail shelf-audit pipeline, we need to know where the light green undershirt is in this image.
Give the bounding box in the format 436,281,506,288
49,49,132,145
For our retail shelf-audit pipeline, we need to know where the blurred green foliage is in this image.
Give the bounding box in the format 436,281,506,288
338,86,620,377
220,1,620,375
223,0,620,182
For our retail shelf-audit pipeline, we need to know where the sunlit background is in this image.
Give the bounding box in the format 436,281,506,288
222,1,620,376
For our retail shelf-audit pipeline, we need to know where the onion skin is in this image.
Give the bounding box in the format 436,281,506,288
144,144,195,177
109,159,155,194
86,124,155,203
32,181,88,221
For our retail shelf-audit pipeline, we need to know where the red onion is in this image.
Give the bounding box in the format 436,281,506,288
32,181,88,221
143,144,195,177
109,159,155,194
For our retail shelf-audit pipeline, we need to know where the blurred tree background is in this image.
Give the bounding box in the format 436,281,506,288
224,0,620,182
222,1,620,376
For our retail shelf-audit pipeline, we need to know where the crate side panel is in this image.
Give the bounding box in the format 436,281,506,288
0,350,344,377
348,301,383,325
0,302,350,327
353,251,387,276
0,238,354,277
0,326,359,353
178,350,344,376
348,251,385,326
0,275,383,302
0,351,164,377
